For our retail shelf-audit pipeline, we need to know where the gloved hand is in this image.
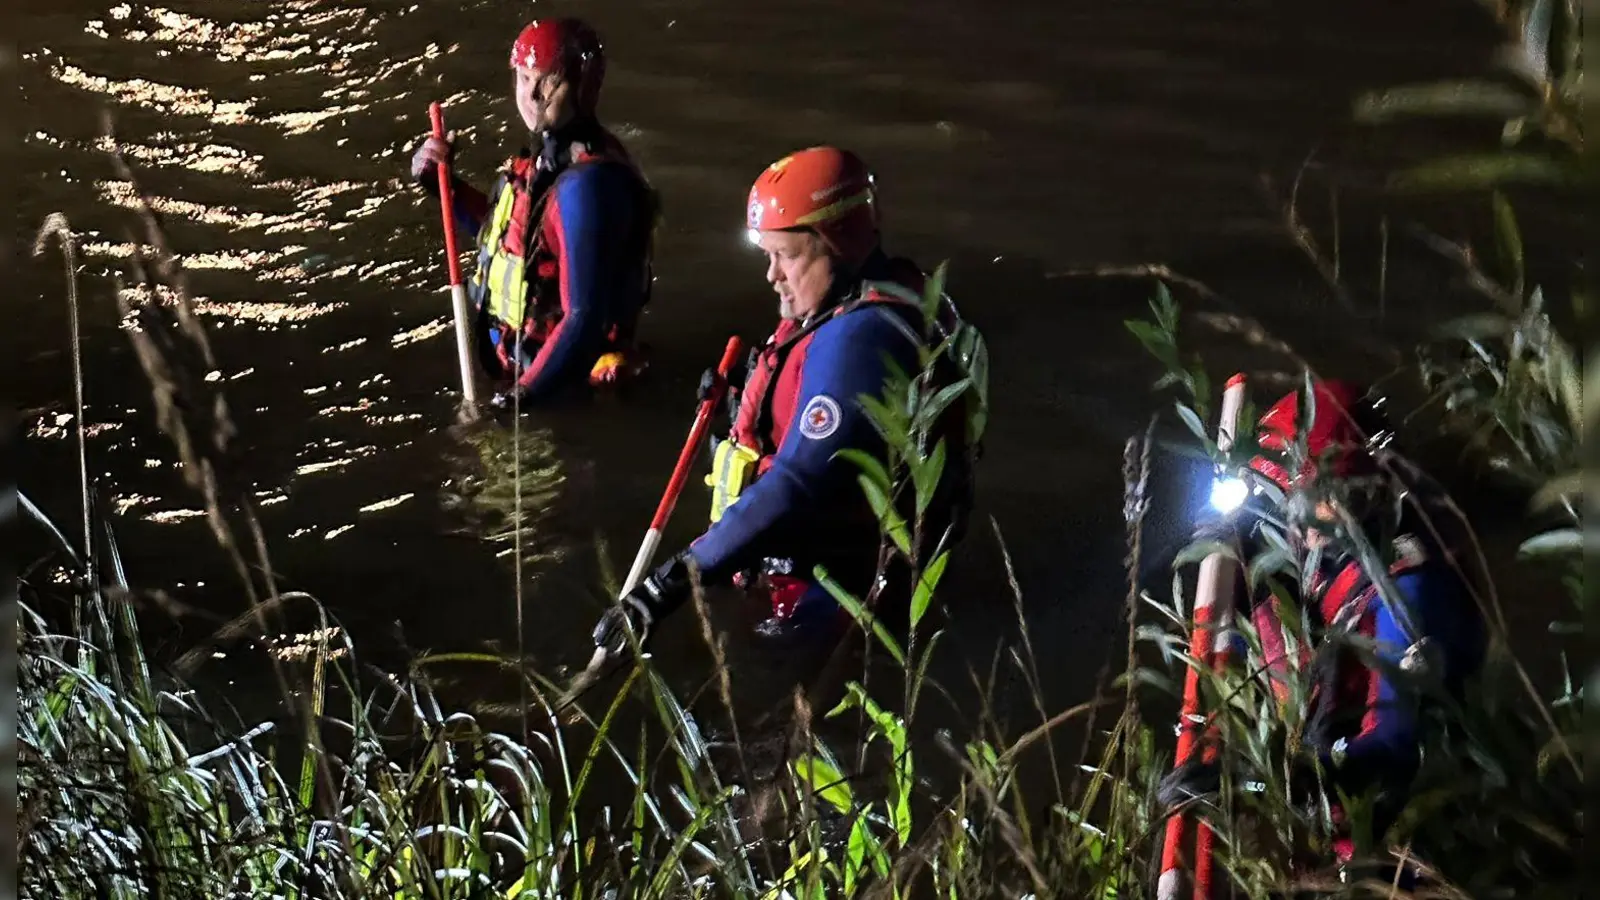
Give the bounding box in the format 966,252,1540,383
1155,757,1223,810
698,351,750,403
696,367,721,403
410,132,458,189
591,555,694,657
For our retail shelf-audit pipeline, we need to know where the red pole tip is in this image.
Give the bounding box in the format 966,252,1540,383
429,102,445,138
1225,373,1247,389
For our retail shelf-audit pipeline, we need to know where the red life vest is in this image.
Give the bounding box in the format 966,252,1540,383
1309,562,1384,738
472,130,654,357
730,261,927,475
1253,542,1428,726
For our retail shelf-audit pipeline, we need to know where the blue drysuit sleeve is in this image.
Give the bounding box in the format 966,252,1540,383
686,308,921,580
450,176,488,239
514,163,642,400
422,172,488,241
1328,565,1484,784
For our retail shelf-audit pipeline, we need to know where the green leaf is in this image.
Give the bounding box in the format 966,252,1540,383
1173,539,1237,569
891,773,913,845
1518,528,1580,558
1530,471,1580,512
837,448,893,495
1389,152,1581,192
923,260,949,324
844,814,879,895
815,568,907,666
1248,548,1298,593
1125,320,1180,372
954,325,989,393
832,682,909,764
647,784,736,898
913,440,947,517
910,550,950,629
1353,80,1536,123
859,393,910,450
908,628,943,714
1152,282,1179,332
1190,362,1212,421
1585,316,1600,414
954,325,990,446
1543,334,1583,438
793,755,854,814
919,379,972,435
1174,402,1214,449
857,474,912,556
1516,0,1555,85
1490,191,1526,297
1430,313,1514,341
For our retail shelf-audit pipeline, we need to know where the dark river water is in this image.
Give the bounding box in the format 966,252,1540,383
11,0,1530,805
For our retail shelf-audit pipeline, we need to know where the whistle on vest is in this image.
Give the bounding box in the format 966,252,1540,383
706,439,761,524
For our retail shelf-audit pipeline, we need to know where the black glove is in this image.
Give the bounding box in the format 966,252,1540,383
591,555,694,656
489,389,524,413
697,367,720,403
699,347,752,401
698,364,748,402
1156,757,1223,810
698,366,744,451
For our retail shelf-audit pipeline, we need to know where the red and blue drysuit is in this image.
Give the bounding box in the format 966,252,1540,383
686,253,972,637
427,118,655,402
1251,509,1486,856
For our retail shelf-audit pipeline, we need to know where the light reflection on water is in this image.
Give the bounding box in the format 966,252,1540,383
12,0,1502,724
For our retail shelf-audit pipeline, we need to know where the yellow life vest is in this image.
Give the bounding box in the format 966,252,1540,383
705,438,761,523
700,282,920,526
470,160,546,329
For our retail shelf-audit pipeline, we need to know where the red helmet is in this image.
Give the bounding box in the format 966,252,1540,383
509,18,606,113
746,146,880,265
1248,379,1388,490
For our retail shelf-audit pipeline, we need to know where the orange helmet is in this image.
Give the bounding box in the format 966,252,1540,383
746,147,879,265
510,18,606,114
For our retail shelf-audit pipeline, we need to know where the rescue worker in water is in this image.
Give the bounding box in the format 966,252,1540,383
591,146,976,656
1164,379,1487,876
410,17,656,407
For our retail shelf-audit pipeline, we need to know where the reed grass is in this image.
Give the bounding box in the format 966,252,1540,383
18,4,1585,893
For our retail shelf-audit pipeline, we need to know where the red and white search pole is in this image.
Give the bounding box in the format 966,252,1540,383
620,335,746,595
568,335,744,683
1158,373,1247,900
428,101,481,416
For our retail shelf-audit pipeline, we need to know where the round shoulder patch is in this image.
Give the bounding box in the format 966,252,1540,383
1389,533,1429,573
799,394,842,440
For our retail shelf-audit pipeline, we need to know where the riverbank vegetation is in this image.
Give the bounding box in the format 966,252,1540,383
17,0,1585,896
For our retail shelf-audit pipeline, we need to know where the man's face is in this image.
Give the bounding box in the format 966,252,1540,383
757,230,835,321
514,66,573,134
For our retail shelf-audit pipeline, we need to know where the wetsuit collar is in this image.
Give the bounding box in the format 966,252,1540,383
533,115,605,173
804,247,893,326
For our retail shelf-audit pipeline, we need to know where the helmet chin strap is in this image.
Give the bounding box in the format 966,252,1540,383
531,113,600,172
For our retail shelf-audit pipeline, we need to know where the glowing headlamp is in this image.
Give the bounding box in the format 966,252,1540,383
1209,474,1249,514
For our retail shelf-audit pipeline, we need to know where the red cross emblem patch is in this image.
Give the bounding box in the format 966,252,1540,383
799,395,841,440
